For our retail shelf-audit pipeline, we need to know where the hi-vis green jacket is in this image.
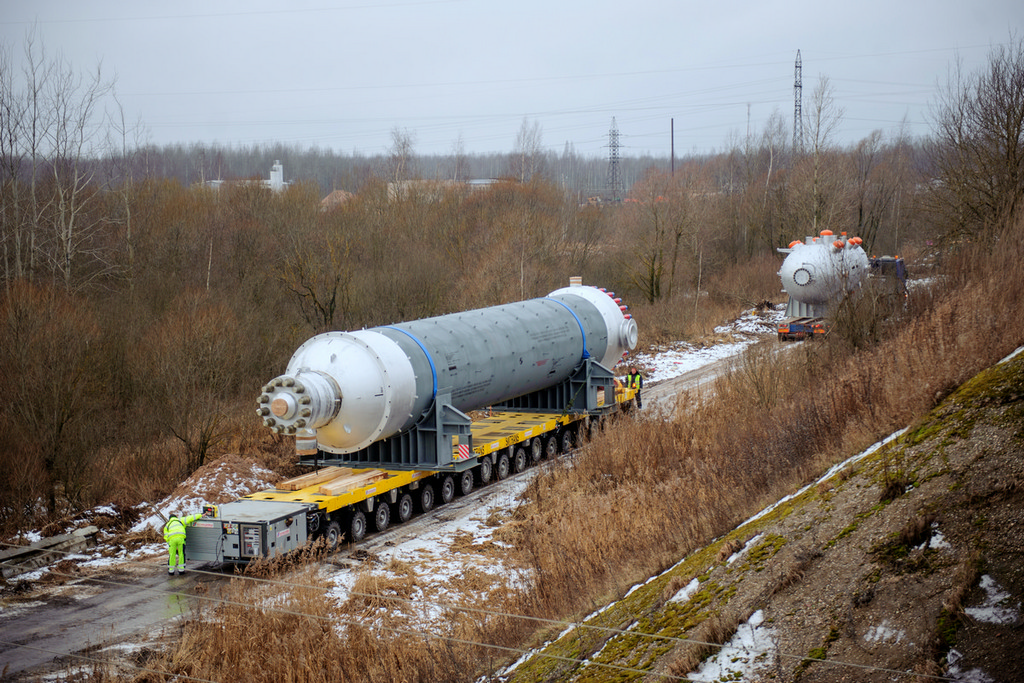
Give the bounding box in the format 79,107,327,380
163,514,201,542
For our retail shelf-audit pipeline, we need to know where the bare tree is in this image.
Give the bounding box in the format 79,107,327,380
103,96,148,299
0,42,25,288
804,75,846,233
0,33,50,286
0,31,115,290
744,110,790,253
509,117,545,182
279,231,352,333
386,127,417,185
0,282,103,517
131,294,243,475
851,128,914,253
440,133,469,182
928,37,1024,238
624,170,671,303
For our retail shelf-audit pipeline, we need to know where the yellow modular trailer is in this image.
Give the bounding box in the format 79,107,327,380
186,388,634,563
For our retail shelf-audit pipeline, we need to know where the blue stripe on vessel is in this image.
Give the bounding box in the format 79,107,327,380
383,326,438,398
543,297,590,359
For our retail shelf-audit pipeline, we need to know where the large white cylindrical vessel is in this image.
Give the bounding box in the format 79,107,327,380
778,233,870,307
257,282,638,454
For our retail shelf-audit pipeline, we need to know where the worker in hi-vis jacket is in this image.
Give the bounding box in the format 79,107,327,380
626,365,644,409
163,512,201,575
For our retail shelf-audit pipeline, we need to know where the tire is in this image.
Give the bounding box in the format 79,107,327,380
559,428,574,453
324,520,342,551
530,438,543,463
397,493,414,523
513,446,527,473
374,501,391,532
419,484,436,513
440,475,456,504
477,456,492,484
459,469,474,496
496,453,510,480
349,510,367,543
543,435,558,459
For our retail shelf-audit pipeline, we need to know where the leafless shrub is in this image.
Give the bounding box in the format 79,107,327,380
728,341,787,409
717,539,744,563
661,574,691,603
942,549,983,619
879,472,910,504
777,547,821,593
898,513,937,549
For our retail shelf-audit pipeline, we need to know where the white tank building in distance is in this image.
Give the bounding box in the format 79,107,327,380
256,278,638,470
777,230,870,319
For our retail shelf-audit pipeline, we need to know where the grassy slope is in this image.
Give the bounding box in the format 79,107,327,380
509,348,1024,682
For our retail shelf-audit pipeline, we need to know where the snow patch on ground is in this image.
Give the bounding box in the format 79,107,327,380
130,455,277,532
745,429,907,529
686,609,777,682
325,477,535,633
726,533,764,565
864,619,908,644
630,306,784,383
965,574,1020,626
946,648,997,683
668,577,700,605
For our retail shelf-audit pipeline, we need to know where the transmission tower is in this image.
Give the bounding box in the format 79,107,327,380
793,49,803,153
607,117,622,201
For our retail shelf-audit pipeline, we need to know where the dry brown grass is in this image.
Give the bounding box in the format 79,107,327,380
666,610,749,677
511,215,1024,649
107,559,491,683
89,215,1024,682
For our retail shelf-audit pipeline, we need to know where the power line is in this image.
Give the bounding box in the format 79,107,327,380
0,639,223,683
1,561,694,682
1,541,957,681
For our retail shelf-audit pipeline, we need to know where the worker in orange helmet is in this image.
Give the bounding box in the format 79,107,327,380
163,511,201,575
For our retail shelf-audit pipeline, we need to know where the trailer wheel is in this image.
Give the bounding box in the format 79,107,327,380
459,470,474,496
477,456,492,484
440,475,456,504
349,510,367,543
374,502,391,532
530,438,543,463
513,447,528,473
559,428,575,453
419,484,436,513
397,493,414,523
324,520,342,551
496,453,510,480
543,435,558,459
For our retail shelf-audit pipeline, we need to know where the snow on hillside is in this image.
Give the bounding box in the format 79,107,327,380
630,305,784,383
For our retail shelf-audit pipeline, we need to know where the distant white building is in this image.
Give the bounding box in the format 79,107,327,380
204,160,289,192
267,160,286,191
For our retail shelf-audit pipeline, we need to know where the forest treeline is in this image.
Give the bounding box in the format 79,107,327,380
0,37,1021,535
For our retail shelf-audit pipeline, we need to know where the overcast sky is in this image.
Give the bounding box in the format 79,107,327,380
0,0,1020,158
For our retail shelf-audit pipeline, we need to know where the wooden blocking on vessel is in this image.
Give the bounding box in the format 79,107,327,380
317,469,388,496
278,466,344,491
